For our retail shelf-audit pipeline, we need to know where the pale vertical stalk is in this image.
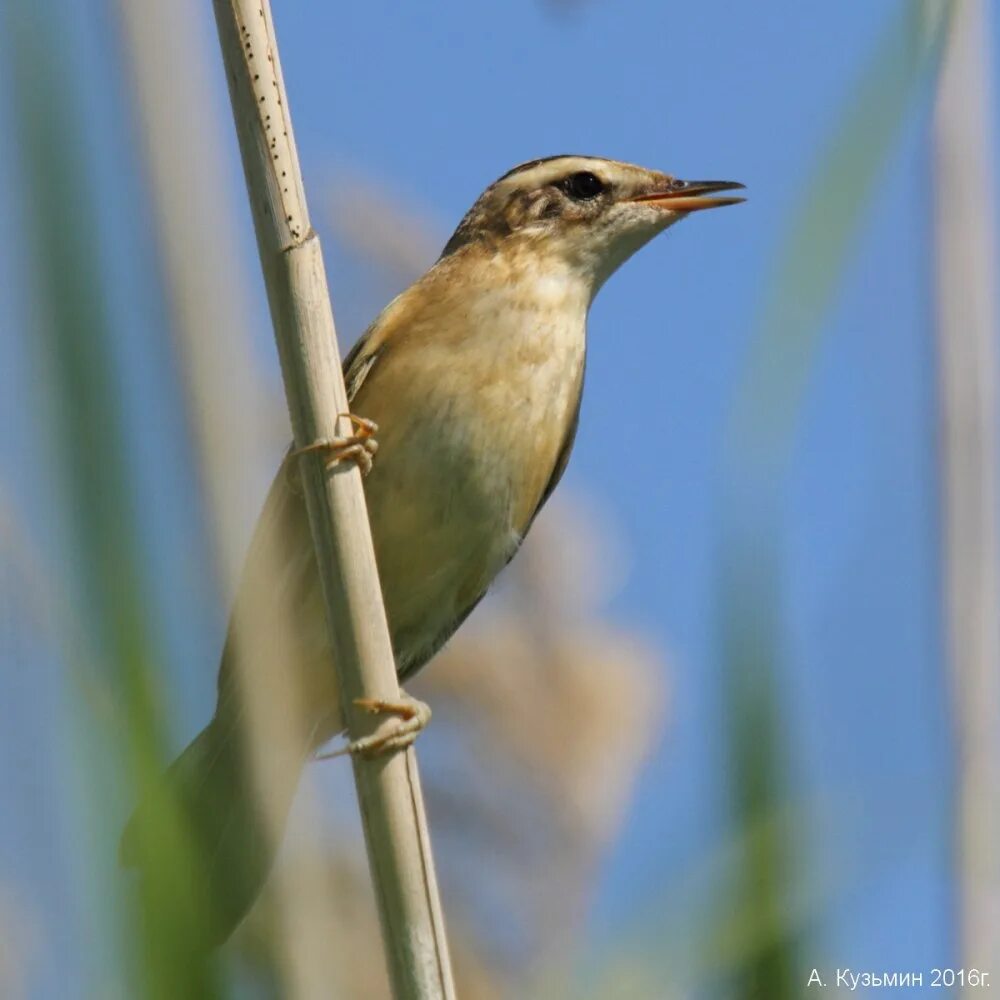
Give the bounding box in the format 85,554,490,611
113,3,347,995
210,2,455,997
933,0,1000,978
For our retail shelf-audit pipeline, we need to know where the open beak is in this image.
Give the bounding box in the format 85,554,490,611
631,179,746,213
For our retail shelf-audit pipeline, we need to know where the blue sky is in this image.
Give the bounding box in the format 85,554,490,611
1,0,998,993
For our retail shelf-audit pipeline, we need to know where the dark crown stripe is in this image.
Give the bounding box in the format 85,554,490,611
496,155,592,183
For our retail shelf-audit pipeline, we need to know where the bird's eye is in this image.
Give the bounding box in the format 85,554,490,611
560,171,605,201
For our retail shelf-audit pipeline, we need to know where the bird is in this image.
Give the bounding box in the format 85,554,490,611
120,155,744,945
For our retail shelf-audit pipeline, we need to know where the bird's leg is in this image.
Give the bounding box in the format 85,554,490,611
316,690,431,760
292,414,379,478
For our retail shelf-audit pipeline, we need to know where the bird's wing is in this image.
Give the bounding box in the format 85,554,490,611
342,326,385,403
214,455,325,713
342,284,415,403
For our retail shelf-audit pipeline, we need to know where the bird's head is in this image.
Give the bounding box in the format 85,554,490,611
441,155,744,295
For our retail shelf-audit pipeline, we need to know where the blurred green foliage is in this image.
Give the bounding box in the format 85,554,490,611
6,1,221,995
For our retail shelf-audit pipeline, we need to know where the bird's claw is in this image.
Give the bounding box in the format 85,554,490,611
293,414,379,478
316,691,431,760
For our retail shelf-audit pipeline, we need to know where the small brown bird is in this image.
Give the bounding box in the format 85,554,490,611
121,155,743,944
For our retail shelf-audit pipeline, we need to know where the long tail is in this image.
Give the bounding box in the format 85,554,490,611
120,712,307,947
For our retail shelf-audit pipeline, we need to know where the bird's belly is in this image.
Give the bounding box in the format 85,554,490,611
364,340,584,672
365,415,524,673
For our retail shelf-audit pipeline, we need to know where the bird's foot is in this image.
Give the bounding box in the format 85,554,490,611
293,414,379,478
316,691,431,760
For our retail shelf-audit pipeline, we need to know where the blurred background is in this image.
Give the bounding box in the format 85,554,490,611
0,0,997,996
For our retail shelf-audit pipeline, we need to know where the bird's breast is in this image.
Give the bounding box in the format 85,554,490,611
358,294,587,670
